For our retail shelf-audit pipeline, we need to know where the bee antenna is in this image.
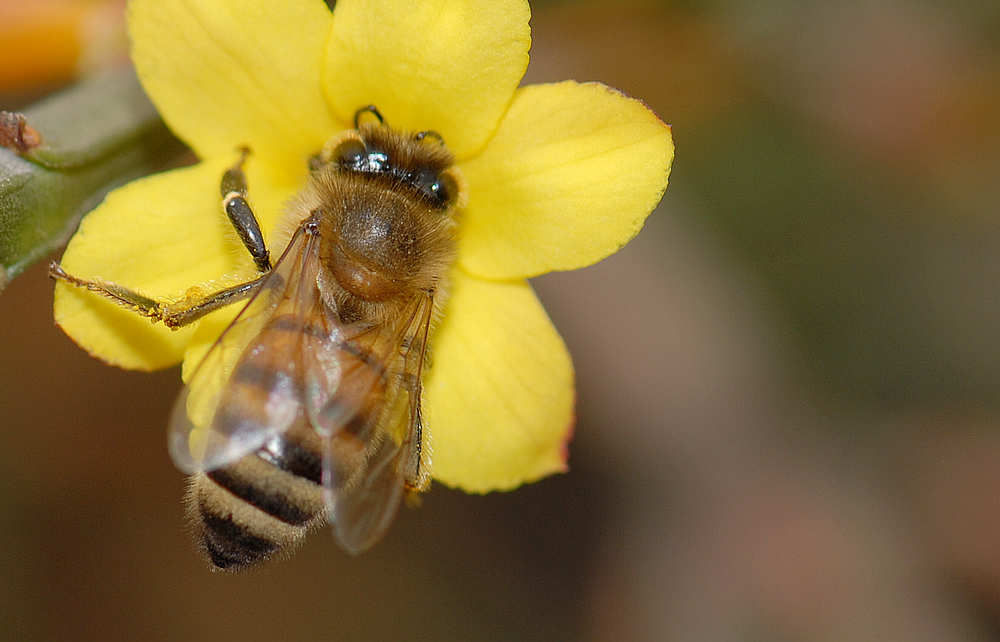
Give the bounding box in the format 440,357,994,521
354,105,385,129
414,130,444,145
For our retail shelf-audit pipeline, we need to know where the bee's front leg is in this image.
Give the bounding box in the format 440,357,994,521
221,147,271,273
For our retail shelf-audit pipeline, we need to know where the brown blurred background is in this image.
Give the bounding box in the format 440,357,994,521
3,0,1000,640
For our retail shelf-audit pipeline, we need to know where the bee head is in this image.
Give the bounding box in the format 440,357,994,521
315,108,465,211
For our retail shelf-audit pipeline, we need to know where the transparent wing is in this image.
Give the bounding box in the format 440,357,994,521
169,220,337,473
321,290,436,554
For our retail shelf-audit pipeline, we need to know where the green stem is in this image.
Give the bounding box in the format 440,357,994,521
0,67,188,292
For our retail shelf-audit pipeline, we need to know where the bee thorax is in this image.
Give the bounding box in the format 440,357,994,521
327,242,408,302
315,183,434,302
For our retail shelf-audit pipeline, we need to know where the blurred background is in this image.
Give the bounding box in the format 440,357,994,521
3,0,1000,639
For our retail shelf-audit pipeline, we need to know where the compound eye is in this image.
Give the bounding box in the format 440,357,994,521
413,168,458,208
333,138,367,170
436,172,459,207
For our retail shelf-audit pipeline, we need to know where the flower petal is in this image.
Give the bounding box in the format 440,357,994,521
54,155,297,371
324,0,530,159
129,0,340,173
425,270,574,492
458,81,674,279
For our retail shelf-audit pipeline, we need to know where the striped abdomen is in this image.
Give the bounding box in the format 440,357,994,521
188,423,327,570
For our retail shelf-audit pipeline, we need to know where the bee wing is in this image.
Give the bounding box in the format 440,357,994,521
169,220,337,474
320,290,436,554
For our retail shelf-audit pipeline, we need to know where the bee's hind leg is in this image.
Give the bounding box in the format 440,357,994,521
49,262,162,319
50,262,267,329
221,147,271,273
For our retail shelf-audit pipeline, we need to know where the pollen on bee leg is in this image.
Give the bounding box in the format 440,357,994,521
182,284,207,298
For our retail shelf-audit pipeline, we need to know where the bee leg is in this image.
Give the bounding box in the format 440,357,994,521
49,262,161,317
221,147,271,273
50,262,266,329
400,371,430,494
154,274,268,328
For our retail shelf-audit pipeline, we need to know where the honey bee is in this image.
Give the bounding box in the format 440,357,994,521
51,106,465,570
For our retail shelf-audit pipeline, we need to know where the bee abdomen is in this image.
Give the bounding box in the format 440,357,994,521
207,464,316,526
195,497,282,569
189,441,326,571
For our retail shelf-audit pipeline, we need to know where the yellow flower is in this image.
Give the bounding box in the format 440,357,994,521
53,0,673,493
